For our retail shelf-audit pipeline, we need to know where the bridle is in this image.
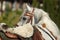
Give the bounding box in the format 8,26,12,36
24,8,34,24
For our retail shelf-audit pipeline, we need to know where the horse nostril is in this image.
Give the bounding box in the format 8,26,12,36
2,25,8,29
23,17,26,20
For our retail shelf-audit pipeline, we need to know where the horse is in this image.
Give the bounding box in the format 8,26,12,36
0,4,60,40
16,4,60,40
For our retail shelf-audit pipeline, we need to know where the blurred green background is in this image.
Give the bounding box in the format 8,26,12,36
0,0,60,29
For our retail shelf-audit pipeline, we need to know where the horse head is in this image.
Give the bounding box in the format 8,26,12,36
17,4,35,26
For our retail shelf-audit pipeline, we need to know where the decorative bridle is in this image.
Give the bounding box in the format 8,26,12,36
24,8,34,24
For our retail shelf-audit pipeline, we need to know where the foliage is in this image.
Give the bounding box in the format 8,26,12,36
0,7,22,27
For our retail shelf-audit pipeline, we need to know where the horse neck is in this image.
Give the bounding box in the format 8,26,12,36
34,8,43,24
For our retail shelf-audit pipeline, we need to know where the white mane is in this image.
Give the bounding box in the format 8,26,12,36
0,23,34,38
7,23,34,38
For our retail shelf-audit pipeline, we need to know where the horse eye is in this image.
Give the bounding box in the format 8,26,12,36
23,17,26,20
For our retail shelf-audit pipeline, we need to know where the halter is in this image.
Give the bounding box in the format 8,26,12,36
24,8,34,24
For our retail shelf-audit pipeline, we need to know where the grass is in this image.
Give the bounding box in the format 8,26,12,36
0,9,22,27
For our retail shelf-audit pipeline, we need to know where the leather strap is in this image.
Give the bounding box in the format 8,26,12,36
24,8,34,24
